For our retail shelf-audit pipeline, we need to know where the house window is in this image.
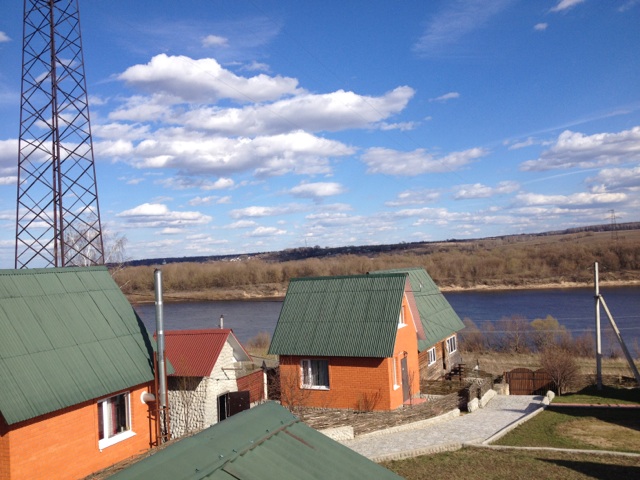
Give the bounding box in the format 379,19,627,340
398,304,406,328
427,347,437,366
301,359,329,389
446,336,457,354
98,392,135,449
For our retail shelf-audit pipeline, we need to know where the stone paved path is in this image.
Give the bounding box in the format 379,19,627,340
342,395,544,461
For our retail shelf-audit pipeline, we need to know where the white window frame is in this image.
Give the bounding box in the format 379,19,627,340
97,392,135,450
300,359,330,390
427,347,437,366
446,336,457,354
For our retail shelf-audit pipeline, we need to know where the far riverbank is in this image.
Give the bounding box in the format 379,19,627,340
125,279,640,304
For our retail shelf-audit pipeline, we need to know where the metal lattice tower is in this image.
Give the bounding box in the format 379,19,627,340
15,0,104,268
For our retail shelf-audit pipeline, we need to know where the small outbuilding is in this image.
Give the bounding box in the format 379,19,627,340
163,329,261,438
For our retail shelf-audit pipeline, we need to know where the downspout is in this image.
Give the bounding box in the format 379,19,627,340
154,268,169,441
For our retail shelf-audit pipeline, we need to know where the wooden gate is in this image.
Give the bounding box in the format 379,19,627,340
505,368,553,395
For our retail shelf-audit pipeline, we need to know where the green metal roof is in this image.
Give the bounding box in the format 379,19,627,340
268,274,408,358
371,268,465,351
107,401,402,480
0,267,157,425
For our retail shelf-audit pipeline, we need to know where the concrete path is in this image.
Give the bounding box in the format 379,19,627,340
342,395,544,462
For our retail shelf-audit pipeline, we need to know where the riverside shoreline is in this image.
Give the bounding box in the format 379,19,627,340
125,279,640,304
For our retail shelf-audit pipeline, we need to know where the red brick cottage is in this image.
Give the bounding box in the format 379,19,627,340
268,273,421,411
0,267,162,480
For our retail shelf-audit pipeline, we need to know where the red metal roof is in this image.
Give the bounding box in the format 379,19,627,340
162,329,242,377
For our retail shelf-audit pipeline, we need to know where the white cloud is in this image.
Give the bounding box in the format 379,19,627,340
289,182,346,199
0,139,18,175
0,32,10,43
520,126,640,171
414,0,513,56
179,86,415,136
116,202,212,228
454,181,519,199
361,146,487,176
202,35,229,47
226,220,258,229
508,137,538,150
118,54,301,103
119,130,350,178
550,0,586,13
385,189,441,207
229,203,306,219
587,166,640,192
247,226,286,237
240,61,270,72
534,23,548,31
515,192,626,208
429,92,460,102
156,176,234,191
0,176,16,186
189,195,232,206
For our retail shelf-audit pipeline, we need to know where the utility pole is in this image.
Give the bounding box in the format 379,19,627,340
15,0,104,268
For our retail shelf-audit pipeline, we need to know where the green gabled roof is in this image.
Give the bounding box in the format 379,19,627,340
108,401,402,480
268,273,407,358
0,267,156,425
371,268,465,351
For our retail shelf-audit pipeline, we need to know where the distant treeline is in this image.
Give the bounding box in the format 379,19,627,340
112,227,640,300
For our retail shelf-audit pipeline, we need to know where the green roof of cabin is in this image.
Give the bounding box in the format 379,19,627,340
107,401,402,480
370,268,465,351
268,273,407,358
0,267,157,425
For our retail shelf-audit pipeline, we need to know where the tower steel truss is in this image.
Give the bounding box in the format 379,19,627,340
15,0,104,268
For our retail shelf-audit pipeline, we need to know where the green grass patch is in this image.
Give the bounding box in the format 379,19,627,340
553,385,640,405
382,447,640,480
495,407,640,454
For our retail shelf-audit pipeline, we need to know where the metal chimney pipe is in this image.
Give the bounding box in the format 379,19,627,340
154,269,167,409
219,314,224,329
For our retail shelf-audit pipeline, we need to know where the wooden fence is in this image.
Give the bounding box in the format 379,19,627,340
505,368,553,395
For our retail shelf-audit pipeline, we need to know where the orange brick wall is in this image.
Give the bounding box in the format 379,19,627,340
0,415,9,480
279,295,420,411
1,383,156,480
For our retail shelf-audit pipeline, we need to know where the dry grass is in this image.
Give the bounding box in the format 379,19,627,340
382,447,640,480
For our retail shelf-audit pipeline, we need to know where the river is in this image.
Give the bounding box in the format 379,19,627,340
134,285,640,352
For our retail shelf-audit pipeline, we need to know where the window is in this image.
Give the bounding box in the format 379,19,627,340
98,392,134,449
301,359,329,389
427,347,437,366
398,308,406,327
446,336,457,354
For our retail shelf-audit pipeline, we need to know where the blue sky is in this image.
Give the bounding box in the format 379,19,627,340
0,0,639,265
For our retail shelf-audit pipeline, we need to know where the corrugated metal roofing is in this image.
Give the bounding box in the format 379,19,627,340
0,267,157,425
371,268,465,350
107,401,402,480
163,329,249,377
268,273,407,358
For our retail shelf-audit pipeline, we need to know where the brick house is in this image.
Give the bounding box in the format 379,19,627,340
268,273,421,411
371,268,465,380
0,267,162,480
163,329,262,439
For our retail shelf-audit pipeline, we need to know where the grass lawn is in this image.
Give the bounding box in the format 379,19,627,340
382,447,640,480
553,385,640,405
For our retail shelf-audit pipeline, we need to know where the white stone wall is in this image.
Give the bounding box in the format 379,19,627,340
204,341,241,426
168,341,243,439
168,376,207,439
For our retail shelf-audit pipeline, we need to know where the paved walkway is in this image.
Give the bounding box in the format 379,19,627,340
342,395,544,462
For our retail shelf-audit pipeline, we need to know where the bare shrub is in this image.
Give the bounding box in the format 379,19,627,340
539,347,581,395
459,318,484,352
497,315,532,353
355,390,382,412
246,331,271,352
